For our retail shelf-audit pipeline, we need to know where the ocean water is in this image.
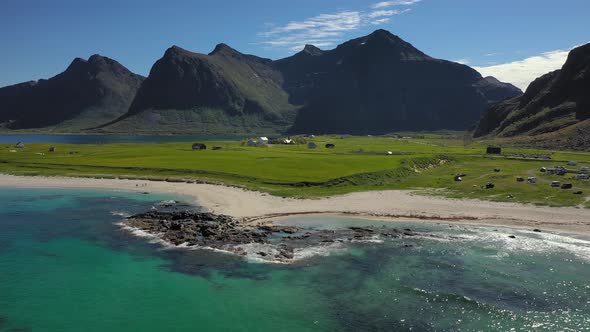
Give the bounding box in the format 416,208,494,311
1,188,589,331
0,134,247,144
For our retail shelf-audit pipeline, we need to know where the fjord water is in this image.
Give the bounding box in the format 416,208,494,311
1,189,589,331
0,134,247,144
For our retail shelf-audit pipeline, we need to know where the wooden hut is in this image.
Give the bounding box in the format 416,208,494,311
192,143,207,150
486,146,502,154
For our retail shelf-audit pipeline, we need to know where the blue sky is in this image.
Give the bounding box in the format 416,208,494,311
0,0,588,89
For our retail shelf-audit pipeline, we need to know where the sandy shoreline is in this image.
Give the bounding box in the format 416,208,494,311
1,174,589,235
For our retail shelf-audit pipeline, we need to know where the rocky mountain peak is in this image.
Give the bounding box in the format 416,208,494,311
302,44,323,56
210,43,241,56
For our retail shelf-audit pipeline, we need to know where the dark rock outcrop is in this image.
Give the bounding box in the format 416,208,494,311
123,210,422,263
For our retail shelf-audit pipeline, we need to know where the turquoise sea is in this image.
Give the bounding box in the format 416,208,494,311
0,188,589,331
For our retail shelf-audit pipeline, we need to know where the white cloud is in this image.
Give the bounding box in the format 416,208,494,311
259,11,362,51
473,48,571,91
371,18,391,25
260,3,418,52
367,9,410,18
371,0,421,9
454,58,471,65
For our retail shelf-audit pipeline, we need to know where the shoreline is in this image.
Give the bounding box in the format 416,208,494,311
1,174,589,235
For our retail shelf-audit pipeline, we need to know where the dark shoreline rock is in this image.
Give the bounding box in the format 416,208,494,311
123,211,423,263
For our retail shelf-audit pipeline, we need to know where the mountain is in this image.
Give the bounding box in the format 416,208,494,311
276,29,522,134
98,44,298,134
0,55,144,131
474,43,590,145
1,29,521,134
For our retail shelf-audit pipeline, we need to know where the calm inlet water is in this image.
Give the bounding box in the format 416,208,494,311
1,188,589,331
0,134,247,144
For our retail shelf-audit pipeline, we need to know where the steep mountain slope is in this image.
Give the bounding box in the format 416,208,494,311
0,55,144,130
475,43,590,139
1,29,521,135
276,29,521,134
99,44,298,134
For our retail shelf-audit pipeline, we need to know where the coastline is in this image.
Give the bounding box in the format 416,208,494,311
1,174,589,235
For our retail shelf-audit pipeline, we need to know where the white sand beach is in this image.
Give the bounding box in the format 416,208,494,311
1,174,589,235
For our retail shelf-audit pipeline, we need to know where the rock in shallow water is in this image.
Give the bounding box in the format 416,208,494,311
124,211,424,263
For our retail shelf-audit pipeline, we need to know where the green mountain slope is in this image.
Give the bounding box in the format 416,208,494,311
475,43,590,143
97,44,298,134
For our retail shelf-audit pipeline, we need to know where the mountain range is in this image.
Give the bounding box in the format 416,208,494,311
474,43,590,149
0,29,522,134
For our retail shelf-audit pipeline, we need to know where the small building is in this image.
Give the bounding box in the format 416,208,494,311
486,146,502,154
325,144,335,149
192,143,207,150
259,137,269,144
307,142,317,149
48,147,56,152
15,142,25,149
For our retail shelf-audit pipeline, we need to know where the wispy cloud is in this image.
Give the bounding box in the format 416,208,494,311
453,58,471,65
260,1,419,52
371,0,421,9
473,48,572,90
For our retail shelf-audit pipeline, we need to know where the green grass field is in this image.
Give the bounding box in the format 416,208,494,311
1,135,589,207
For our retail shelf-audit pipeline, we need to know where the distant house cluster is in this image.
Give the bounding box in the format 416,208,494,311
458,152,588,196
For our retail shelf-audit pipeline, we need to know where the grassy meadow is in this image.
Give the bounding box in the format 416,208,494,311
1,134,589,207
